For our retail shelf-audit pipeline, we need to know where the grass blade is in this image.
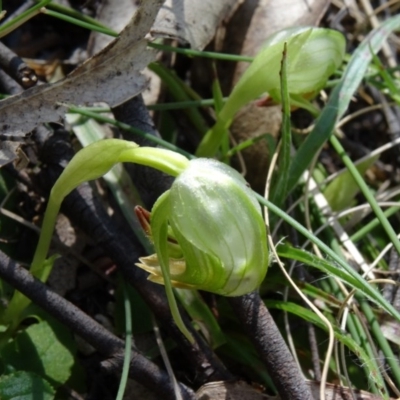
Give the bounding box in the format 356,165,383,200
288,14,400,191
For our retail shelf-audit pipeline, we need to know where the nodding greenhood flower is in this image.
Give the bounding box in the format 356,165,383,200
24,136,268,343
136,158,269,297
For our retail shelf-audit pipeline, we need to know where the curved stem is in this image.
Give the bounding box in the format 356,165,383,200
5,139,190,327
119,147,189,177
3,196,62,324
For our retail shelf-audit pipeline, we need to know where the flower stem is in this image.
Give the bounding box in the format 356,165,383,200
4,139,190,327
119,147,189,178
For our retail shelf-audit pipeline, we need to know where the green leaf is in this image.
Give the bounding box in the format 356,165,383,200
323,155,379,211
0,371,55,400
1,320,75,387
114,285,153,335
265,300,386,395
277,244,391,312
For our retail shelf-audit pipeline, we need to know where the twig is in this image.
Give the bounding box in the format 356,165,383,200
229,293,313,400
112,95,175,206
0,41,37,88
0,249,195,400
0,69,23,94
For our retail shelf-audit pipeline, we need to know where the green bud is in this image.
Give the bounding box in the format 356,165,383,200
196,27,345,157
137,158,269,296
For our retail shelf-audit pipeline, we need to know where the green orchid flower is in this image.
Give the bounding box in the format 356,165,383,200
136,158,268,297
135,158,269,342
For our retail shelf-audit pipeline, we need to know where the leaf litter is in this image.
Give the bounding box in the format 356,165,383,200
0,0,163,136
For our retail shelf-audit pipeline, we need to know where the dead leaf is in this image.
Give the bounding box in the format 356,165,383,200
87,0,164,107
0,0,163,136
88,0,240,55
0,133,31,168
379,314,400,346
152,0,240,50
196,381,269,400
87,0,240,106
195,380,395,400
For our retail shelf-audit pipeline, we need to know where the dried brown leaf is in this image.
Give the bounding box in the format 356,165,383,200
0,0,163,135
88,0,240,55
153,0,240,50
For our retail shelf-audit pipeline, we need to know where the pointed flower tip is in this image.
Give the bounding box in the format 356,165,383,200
136,256,197,289
135,206,152,235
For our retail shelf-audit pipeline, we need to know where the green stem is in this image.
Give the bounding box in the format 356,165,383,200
67,105,194,159
350,206,400,242
30,197,61,277
119,147,189,177
148,98,228,111
116,278,133,400
148,63,209,136
148,42,254,63
4,140,190,329
42,8,118,37
313,198,383,391
225,134,269,158
270,42,291,209
43,1,118,33
3,197,61,325
195,118,231,157
351,303,386,395
0,0,52,38
358,297,400,389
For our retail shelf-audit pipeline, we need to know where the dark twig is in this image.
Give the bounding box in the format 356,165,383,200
0,250,195,400
114,95,312,397
0,69,23,94
113,95,158,147
0,41,38,88
112,95,174,206
229,292,313,400
36,131,233,385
